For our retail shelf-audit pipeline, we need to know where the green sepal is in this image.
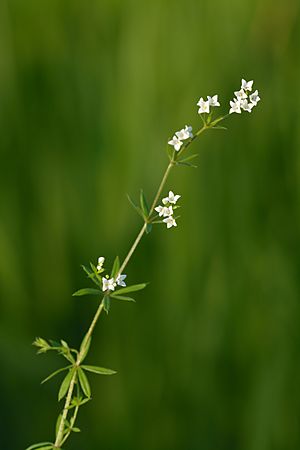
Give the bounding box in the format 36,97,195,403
111,295,136,302
127,194,144,218
111,256,120,278
41,365,72,384
81,365,117,375
78,368,91,398
79,334,91,363
25,443,54,450
111,283,147,295
146,223,152,234
140,189,149,218
103,296,111,314
58,368,75,402
72,288,102,297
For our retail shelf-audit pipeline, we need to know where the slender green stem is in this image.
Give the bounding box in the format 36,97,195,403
54,303,104,448
53,115,226,449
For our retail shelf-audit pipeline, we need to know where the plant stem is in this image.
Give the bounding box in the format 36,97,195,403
54,303,104,448
53,116,225,448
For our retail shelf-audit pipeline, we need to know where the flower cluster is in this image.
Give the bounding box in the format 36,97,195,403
168,125,193,152
197,94,220,114
96,256,127,292
229,79,260,114
155,190,181,229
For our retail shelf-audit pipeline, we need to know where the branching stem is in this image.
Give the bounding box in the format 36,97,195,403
53,116,225,449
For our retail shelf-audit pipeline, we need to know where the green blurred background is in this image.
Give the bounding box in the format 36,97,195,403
1,0,300,449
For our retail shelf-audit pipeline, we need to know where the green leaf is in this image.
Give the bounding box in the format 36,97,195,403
140,189,149,218
111,283,147,295
176,161,197,168
111,295,136,302
78,368,91,398
103,296,111,314
146,223,152,234
111,256,120,278
69,396,91,409
211,125,227,130
58,368,75,402
127,194,144,218
82,365,117,375
90,262,102,284
72,288,102,297
55,413,63,438
41,365,72,384
178,153,198,163
79,334,91,363
81,264,99,286
71,427,81,433
25,444,53,450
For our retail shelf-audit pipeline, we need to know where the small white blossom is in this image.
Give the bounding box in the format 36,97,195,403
116,274,127,287
102,277,116,292
229,99,242,114
155,205,174,217
241,79,253,92
240,99,254,113
163,216,177,229
249,90,260,105
176,125,193,140
162,191,181,205
234,89,247,100
97,256,105,271
168,135,183,152
207,95,220,107
197,97,210,114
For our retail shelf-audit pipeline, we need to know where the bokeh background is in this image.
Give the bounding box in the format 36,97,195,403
1,1,300,449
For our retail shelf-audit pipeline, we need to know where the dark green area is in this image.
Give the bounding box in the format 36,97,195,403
1,1,300,449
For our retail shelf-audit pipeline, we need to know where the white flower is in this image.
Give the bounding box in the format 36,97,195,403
163,216,177,229
241,79,253,92
249,90,260,106
240,99,254,113
176,125,193,140
102,277,116,292
155,205,174,217
229,99,242,114
162,191,181,205
168,135,183,152
197,97,210,114
97,256,105,271
116,274,127,287
207,95,220,107
234,89,247,100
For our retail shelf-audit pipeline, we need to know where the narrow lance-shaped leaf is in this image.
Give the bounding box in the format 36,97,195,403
111,295,136,302
25,444,54,450
140,189,149,218
127,194,144,218
72,288,102,297
78,368,91,398
58,368,75,402
111,256,120,278
81,264,99,286
79,334,91,363
82,365,117,375
102,296,111,314
111,283,147,296
41,365,72,384
146,223,152,234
